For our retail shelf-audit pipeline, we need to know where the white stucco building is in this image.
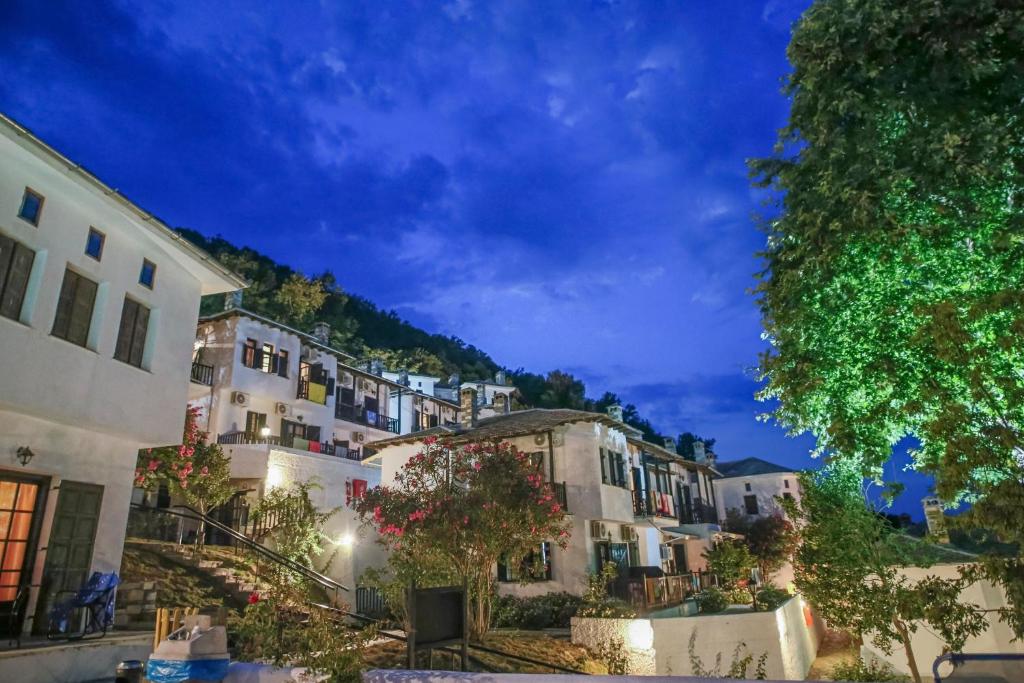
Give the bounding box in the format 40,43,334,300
713,457,801,523
0,113,244,638
187,308,458,590
368,396,725,600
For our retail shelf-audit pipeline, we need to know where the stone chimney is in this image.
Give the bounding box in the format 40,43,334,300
922,496,949,543
369,359,384,376
663,437,676,453
606,405,624,422
460,387,478,428
224,290,243,310
493,392,509,414
495,370,507,386
693,441,706,463
398,368,410,387
311,321,330,345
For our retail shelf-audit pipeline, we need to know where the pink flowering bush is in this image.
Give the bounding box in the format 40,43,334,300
135,406,234,545
356,437,572,639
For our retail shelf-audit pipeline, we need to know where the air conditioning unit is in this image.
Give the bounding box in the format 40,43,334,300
274,402,291,416
360,379,374,392
589,521,608,540
231,391,249,407
533,433,547,447
352,431,366,443
620,524,638,542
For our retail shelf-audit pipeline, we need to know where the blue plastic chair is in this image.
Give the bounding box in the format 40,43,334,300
47,571,120,640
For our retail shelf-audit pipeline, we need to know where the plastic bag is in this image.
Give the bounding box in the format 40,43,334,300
146,657,231,682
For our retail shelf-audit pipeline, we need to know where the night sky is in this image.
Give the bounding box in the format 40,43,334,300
0,0,930,515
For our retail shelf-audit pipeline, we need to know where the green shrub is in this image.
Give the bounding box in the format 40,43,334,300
491,592,585,629
695,587,728,613
575,598,638,619
829,657,908,682
723,587,753,605
753,587,790,612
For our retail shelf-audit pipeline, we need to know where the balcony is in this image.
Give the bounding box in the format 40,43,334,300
216,431,363,461
297,379,328,405
190,361,214,386
633,489,675,518
679,498,719,525
334,404,399,434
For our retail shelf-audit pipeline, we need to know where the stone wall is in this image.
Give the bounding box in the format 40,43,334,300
114,579,157,628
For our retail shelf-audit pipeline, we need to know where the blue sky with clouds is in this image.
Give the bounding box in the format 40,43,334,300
0,0,931,515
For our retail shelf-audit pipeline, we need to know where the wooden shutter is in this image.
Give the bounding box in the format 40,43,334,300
113,298,137,363
305,425,321,443
67,274,97,346
128,303,149,367
277,351,289,377
600,448,608,483
0,239,34,320
325,376,335,395
51,270,78,341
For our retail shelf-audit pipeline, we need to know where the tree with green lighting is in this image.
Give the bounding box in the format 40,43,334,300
750,0,1024,635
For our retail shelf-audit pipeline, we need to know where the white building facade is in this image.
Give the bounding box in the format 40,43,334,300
713,457,801,524
0,113,243,637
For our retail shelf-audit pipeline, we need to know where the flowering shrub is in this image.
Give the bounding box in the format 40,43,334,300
356,437,572,639
134,406,234,545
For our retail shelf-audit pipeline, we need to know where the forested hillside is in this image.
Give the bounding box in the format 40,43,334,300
179,228,713,454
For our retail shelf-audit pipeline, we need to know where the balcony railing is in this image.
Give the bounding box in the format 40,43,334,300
550,482,568,513
190,361,214,386
633,489,675,518
679,499,719,525
216,432,363,461
610,570,717,610
334,404,399,434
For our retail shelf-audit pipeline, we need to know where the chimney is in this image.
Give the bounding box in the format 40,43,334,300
493,392,509,414
369,359,384,376
460,387,478,428
448,372,460,388
311,322,330,345
663,437,676,453
693,441,706,463
398,368,410,387
495,370,507,386
606,405,624,422
224,290,243,311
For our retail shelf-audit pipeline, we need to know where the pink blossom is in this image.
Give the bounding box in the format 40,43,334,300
147,459,160,471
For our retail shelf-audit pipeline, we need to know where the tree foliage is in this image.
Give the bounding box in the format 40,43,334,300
703,539,756,590
785,466,989,683
726,511,798,583
250,479,337,571
356,437,572,640
750,0,1024,630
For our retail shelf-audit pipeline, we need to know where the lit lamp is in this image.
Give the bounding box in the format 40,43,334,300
260,426,272,439
336,532,355,547
16,446,34,467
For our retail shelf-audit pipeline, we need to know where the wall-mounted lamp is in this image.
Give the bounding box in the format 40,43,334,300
260,426,272,438
16,446,34,467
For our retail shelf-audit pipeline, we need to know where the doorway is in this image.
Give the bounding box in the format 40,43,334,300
0,472,48,639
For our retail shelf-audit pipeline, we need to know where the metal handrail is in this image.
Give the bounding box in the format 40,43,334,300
129,503,349,594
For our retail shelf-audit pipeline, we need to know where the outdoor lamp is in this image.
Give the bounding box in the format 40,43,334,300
16,446,34,466
337,532,355,547
260,426,272,438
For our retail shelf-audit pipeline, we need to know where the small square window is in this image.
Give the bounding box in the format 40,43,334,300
18,188,44,226
139,259,156,288
85,228,105,260
744,482,752,492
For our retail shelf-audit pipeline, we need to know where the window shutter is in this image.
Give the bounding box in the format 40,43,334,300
306,425,321,443
600,448,608,484
269,353,279,374
277,353,289,377
0,241,34,320
51,270,77,340
128,303,149,367
0,234,13,295
67,275,97,346
114,298,137,363
325,376,335,395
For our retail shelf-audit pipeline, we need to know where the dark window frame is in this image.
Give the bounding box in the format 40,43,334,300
139,259,156,289
743,495,759,515
51,267,98,348
85,228,105,261
277,349,289,378
17,187,44,226
260,342,275,373
0,234,36,322
497,541,553,583
113,296,150,368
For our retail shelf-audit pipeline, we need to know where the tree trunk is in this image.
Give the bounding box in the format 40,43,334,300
894,618,922,683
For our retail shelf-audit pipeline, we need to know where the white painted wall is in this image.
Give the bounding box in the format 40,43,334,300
572,596,820,679
715,472,800,523
861,564,1024,678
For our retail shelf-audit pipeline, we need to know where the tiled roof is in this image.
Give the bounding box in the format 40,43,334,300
367,408,622,449
714,457,794,478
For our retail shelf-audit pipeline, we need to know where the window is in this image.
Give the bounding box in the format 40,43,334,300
260,343,275,373
784,479,790,489
113,297,150,368
783,492,794,502
0,234,35,321
85,228,105,260
600,448,608,484
17,188,44,226
744,482,752,492
743,495,759,515
51,268,98,347
277,349,289,378
242,339,258,368
497,542,552,582
245,411,268,435
139,259,156,288
690,471,699,483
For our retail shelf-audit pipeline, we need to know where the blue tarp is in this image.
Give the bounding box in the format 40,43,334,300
146,657,231,682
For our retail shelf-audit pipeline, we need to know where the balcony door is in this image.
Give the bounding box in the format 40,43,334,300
0,473,48,638
36,481,102,633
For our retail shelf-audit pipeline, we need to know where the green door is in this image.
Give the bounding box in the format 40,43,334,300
36,481,103,630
